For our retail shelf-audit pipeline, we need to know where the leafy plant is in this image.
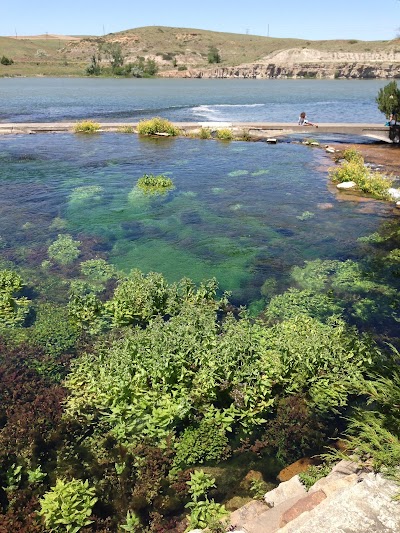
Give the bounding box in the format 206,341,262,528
329,159,393,200
73,121,100,134
298,463,332,491
38,478,97,533
249,479,269,500
120,510,140,532
104,269,171,326
0,269,31,327
342,147,364,164
137,117,179,136
4,463,23,492
27,465,47,484
48,234,81,266
31,303,79,357
80,258,117,283
185,470,228,531
216,128,233,141
136,174,174,194
173,418,230,470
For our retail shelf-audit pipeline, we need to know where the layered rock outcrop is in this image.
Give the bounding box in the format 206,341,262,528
160,47,400,79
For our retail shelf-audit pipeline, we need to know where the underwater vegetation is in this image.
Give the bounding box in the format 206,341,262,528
69,185,104,204
47,234,81,266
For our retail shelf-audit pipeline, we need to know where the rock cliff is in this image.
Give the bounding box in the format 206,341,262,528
160,47,400,79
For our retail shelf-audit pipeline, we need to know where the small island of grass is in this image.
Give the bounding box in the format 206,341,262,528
136,173,175,194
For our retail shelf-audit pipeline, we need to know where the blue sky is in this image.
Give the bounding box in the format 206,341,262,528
1,0,399,41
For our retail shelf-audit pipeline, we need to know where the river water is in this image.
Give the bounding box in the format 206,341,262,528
0,78,396,309
0,78,389,123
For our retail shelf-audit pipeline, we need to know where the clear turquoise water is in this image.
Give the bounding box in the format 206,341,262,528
0,133,392,306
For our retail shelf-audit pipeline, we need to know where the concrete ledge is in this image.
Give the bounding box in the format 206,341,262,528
0,122,391,142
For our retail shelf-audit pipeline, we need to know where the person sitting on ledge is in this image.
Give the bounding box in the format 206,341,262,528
385,113,397,126
298,111,318,127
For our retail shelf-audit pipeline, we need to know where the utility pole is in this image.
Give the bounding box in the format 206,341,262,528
267,24,270,37
103,24,105,36
14,28,17,39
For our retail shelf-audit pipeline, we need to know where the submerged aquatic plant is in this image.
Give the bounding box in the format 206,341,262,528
136,174,174,195
69,185,104,203
80,258,117,282
228,169,249,177
0,269,31,327
48,234,81,266
296,211,315,221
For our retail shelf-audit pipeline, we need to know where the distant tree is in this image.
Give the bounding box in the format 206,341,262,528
100,41,124,71
0,55,14,65
86,53,102,76
208,46,221,64
376,80,400,118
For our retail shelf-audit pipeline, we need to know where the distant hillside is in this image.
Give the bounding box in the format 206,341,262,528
1,25,400,78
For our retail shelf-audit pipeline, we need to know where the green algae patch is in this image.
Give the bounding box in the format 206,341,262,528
251,169,270,176
69,185,104,204
228,170,249,177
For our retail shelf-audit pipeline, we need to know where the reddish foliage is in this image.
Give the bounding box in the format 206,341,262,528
0,339,67,464
247,395,327,463
0,491,44,533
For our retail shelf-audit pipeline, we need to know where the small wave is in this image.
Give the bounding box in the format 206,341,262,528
194,103,264,109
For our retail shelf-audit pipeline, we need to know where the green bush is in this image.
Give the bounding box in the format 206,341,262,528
1,55,14,65
38,478,97,532
137,117,179,136
48,234,81,266
329,159,393,200
199,127,212,139
215,128,233,141
342,147,364,164
73,121,101,134
208,46,221,64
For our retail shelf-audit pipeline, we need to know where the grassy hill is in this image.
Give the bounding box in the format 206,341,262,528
0,25,399,77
